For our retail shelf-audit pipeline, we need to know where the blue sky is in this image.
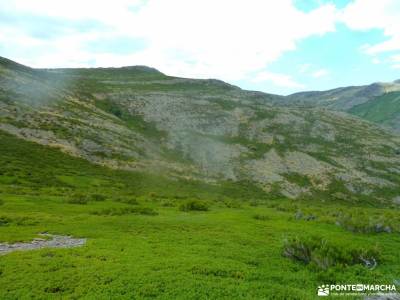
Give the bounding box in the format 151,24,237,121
0,0,399,95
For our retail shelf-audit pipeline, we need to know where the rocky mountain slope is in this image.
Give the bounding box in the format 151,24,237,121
1,56,400,203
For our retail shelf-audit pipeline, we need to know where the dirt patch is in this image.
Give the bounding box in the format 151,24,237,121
0,234,86,255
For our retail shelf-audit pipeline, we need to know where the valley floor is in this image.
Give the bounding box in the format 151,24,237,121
0,131,399,299
0,193,400,299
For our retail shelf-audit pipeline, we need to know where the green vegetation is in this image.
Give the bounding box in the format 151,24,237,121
350,91,400,130
94,99,167,139
335,210,398,234
1,129,400,299
92,206,158,216
66,193,89,205
90,194,107,202
179,199,209,212
2,57,400,299
252,213,270,221
283,236,381,270
114,197,139,205
0,130,265,201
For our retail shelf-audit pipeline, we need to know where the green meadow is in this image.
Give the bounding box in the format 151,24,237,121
1,131,400,299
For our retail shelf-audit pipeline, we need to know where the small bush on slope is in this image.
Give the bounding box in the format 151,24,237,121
283,236,380,270
114,197,139,205
90,194,107,201
179,200,209,212
253,214,270,221
66,193,88,205
335,211,395,233
92,207,158,216
0,216,12,226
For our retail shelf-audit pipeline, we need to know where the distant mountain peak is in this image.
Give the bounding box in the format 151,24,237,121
120,65,164,75
0,56,34,74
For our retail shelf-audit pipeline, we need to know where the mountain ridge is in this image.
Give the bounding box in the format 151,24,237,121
282,81,400,131
1,56,400,204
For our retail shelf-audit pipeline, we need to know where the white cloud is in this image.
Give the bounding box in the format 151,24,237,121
372,58,381,64
0,0,143,22
298,63,312,73
341,0,400,54
252,71,305,89
311,69,329,78
0,0,339,82
388,54,400,69
392,54,400,62
297,64,329,78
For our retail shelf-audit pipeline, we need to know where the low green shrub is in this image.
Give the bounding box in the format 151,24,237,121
92,206,158,216
191,266,245,279
90,194,107,201
115,197,139,205
0,216,12,226
283,236,380,270
179,200,209,212
0,199,4,206
66,194,88,205
135,207,158,215
223,199,242,208
13,216,39,226
253,214,270,221
335,212,394,234
294,210,317,221
249,200,259,207
272,202,299,213
161,200,175,207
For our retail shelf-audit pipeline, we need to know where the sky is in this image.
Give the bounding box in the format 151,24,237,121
0,0,399,95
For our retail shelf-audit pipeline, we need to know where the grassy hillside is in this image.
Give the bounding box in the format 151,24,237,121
350,92,400,131
1,130,400,299
0,130,270,202
1,57,400,203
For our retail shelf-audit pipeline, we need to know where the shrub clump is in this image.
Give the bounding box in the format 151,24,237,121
115,197,139,205
335,212,394,234
249,200,259,207
0,216,38,226
294,210,317,221
253,214,270,221
283,236,380,270
223,199,242,209
92,207,158,216
90,194,107,201
179,200,209,212
0,216,12,226
161,200,175,207
271,202,299,213
0,199,4,206
66,194,88,205
13,216,39,226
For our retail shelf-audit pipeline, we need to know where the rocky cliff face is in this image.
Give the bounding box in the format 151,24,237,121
1,57,400,203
